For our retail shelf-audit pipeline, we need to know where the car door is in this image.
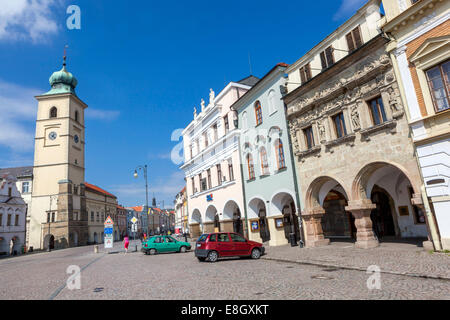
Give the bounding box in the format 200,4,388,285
165,236,179,252
216,233,234,257
153,236,164,252
230,233,250,256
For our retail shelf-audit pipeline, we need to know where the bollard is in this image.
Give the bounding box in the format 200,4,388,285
135,244,138,252
94,245,99,253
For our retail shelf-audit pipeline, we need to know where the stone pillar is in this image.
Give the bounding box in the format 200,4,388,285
220,220,234,233
203,222,215,233
345,200,379,249
302,208,330,248
189,223,201,238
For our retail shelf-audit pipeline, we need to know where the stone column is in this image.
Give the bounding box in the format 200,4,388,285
302,207,330,248
345,200,379,249
189,223,201,238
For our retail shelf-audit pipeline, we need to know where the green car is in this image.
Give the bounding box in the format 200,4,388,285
141,235,192,255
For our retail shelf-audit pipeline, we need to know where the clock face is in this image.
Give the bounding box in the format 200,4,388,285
48,131,57,140
74,135,79,144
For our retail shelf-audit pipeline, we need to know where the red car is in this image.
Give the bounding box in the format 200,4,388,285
195,232,265,262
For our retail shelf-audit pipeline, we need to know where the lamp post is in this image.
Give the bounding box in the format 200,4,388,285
134,165,149,236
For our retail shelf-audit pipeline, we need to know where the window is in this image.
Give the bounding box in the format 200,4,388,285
7,214,11,226
203,132,209,148
8,188,12,197
213,124,218,141
15,215,19,226
369,96,388,125
47,212,51,223
75,110,79,122
299,63,312,84
209,234,217,242
154,237,162,243
50,107,57,118
201,177,207,192
207,169,212,189
426,60,450,113
191,178,195,193
91,211,94,222
303,126,315,149
260,148,269,175
247,154,255,180
255,101,263,126
346,26,363,52
333,112,347,138
96,212,100,222
228,161,234,181
22,182,30,194
217,164,222,186
189,144,193,159
0,214,2,226
275,139,286,169
218,233,230,242
230,233,246,242
224,115,230,134
196,139,200,153
74,185,78,195
51,212,55,222
320,46,335,70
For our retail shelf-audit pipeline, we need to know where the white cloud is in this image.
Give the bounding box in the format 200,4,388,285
0,0,62,42
333,0,366,21
0,79,41,151
85,109,121,121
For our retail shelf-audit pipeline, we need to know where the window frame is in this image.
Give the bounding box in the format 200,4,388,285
275,139,286,170
50,107,58,118
425,60,450,113
332,112,348,139
254,101,263,126
247,154,255,180
368,96,388,126
346,25,363,52
260,147,269,176
303,126,315,150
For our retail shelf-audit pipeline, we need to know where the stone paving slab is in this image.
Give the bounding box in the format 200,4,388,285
262,241,450,280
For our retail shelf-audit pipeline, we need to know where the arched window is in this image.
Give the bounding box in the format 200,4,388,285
50,107,57,118
75,110,79,122
260,147,269,175
275,139,286,169
268,90,276,114
254,101,263,126
247,154,255,180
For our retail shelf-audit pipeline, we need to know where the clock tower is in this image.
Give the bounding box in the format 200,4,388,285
28,55,89,250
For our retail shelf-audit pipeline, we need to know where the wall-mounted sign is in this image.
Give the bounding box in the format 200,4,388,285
251,220,259,231
206,194,213,202
275,218,284,228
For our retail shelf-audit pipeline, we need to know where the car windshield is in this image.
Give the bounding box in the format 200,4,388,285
197,234,208,242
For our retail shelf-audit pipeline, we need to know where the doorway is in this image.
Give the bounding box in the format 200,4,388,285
259,209,270,242
233,208,243,236
322,191,356,240
214,214,221,232
282,202,300,242
370,187,396,239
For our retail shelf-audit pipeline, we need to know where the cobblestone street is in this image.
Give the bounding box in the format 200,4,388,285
0,241,449,300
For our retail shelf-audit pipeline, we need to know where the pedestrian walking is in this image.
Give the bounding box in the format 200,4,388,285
123,234,130,254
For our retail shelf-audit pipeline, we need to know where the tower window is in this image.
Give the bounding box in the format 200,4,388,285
50,107,58,118
75,110,79,122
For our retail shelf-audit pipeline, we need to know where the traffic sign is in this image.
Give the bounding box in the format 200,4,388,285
104,216,114,226
104,227,113,234
131,223,137,232
104,235,113,249
131,217,138,224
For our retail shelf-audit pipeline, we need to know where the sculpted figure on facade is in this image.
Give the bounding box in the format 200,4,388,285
318,120,326,142
388,87,403,115
209,88,215,105
201,99,205,111
193,107,197,118
351,104,361,131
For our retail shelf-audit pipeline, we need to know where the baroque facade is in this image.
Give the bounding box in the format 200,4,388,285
382,0,450,250
284,0,430,249
232,63,303,246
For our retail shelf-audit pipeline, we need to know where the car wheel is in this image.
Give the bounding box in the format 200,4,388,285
251,248,261,259
197,257,206,262
144,250,149,255
149,248,157,255
180,246,187,253
207,251,218,263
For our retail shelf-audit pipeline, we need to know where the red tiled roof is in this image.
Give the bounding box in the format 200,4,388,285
128,206,143,212
180,186,186,193
85,182,116,198
276,62,289,68
117,205,126,210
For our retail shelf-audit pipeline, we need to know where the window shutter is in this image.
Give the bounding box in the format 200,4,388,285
346,33,355,52
320,52,327,70
325,46,334,66
300,67,306,83
353,27,362,49
305,63,312,80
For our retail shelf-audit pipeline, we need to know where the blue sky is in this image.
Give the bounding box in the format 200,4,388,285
0,0,366,208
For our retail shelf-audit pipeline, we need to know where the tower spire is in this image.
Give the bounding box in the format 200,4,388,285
63,45,68,68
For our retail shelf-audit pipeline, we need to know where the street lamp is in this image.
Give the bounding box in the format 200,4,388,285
134,165,149,236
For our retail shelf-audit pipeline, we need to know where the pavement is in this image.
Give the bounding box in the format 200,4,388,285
0,239,449,300
262,240,450,280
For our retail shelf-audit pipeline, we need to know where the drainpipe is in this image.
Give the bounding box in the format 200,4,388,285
284,100,306,248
